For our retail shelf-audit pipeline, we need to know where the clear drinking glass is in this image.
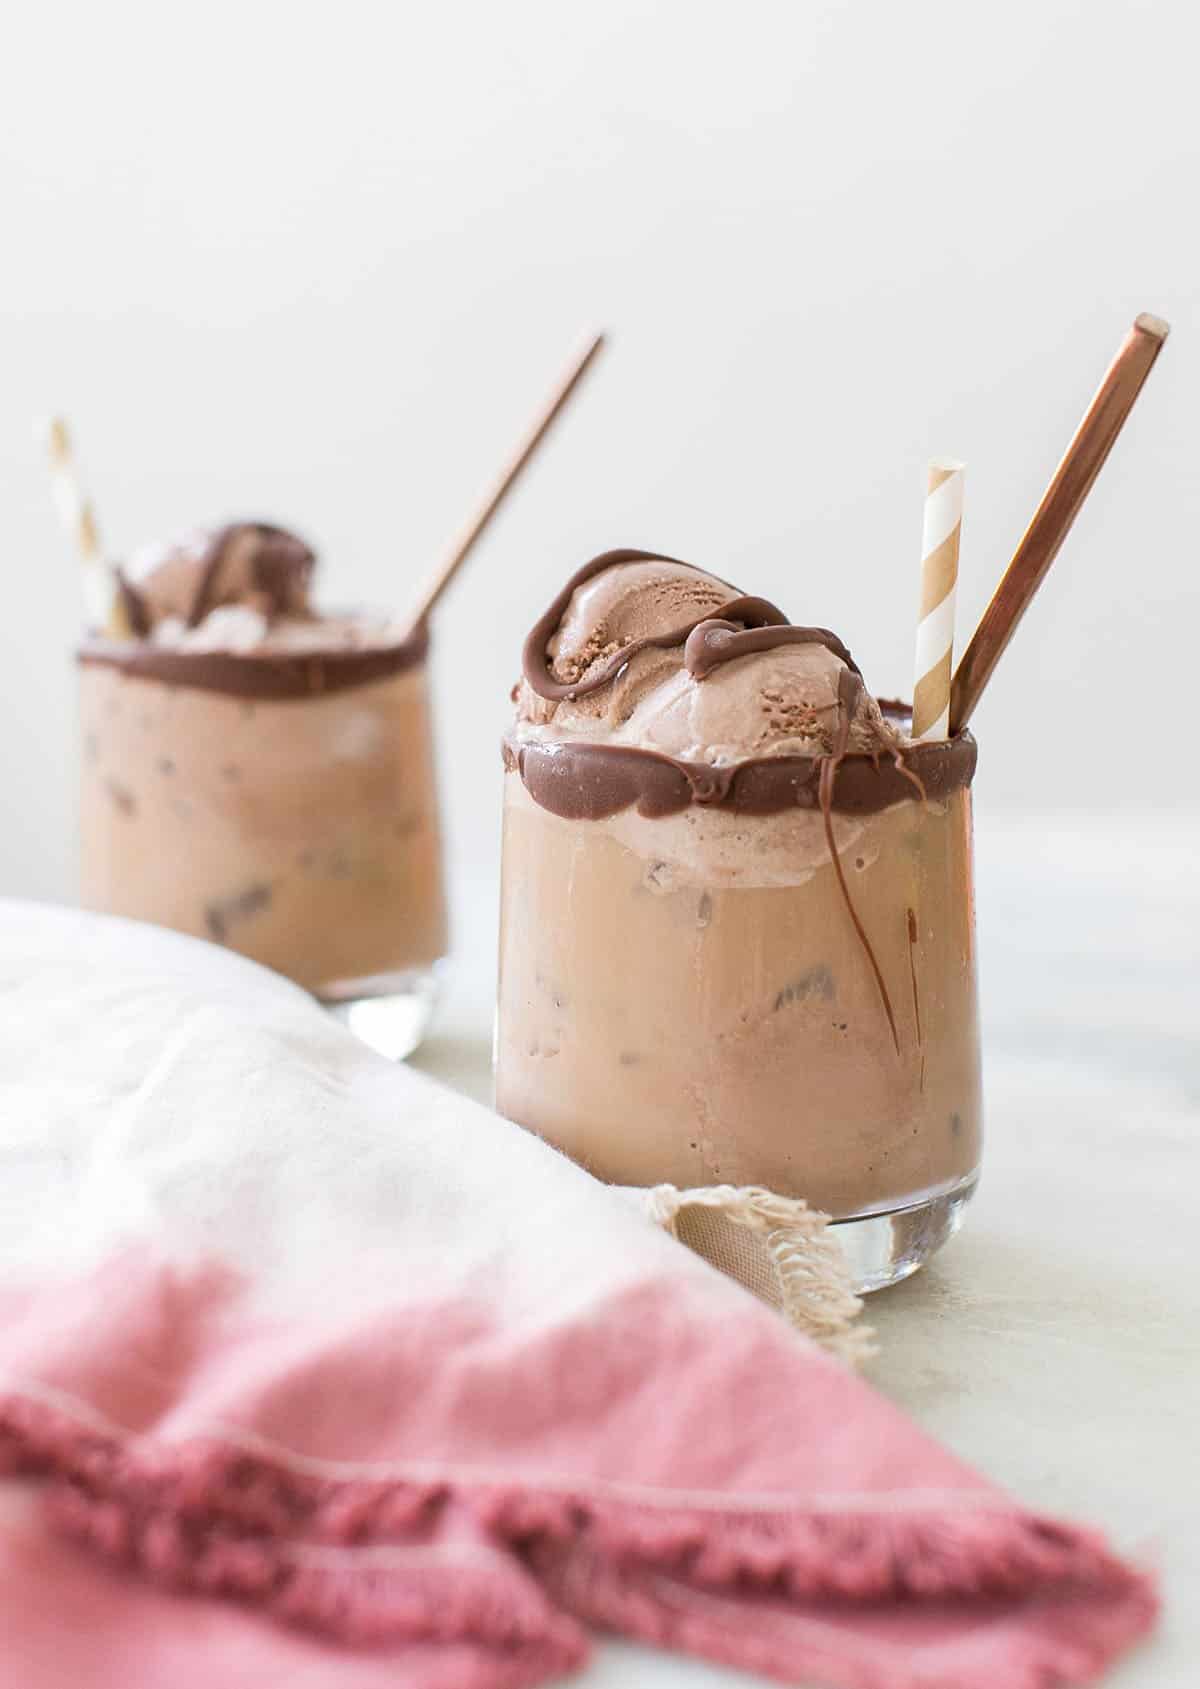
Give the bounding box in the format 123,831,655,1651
78,639,447,1059
495,728,981,1291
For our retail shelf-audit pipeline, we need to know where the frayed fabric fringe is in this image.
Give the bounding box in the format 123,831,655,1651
0,1391,1157,1689
631,1183,874,1365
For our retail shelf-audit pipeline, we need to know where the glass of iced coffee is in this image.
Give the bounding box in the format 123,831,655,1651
79,522,447,1058
495,550,981,1290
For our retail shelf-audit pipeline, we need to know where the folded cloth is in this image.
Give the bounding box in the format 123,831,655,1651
0,901,1155,1689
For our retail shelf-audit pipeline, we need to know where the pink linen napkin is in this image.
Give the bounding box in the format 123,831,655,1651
0,901,1155,1688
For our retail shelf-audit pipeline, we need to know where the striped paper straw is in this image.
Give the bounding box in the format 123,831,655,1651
42,416,130,636
912,459,964,741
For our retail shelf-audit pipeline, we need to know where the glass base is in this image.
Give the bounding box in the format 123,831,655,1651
831,1173,978,1294
322,964,442,1061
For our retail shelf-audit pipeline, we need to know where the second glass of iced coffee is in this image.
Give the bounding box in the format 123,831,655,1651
496,550,982,1290
56,333,605,1060
79,522,448,1058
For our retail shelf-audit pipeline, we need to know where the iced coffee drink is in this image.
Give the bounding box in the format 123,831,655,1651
79,522,447,1056
495,550,981,1288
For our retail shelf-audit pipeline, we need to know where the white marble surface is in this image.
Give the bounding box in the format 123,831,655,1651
413,815,1200,1687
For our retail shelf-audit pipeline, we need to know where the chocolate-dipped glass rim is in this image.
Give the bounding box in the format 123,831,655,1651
77,620,430,702
508,550,977,820
503,723,976,821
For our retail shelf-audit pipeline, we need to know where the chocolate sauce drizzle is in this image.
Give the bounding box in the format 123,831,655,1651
683,619,861,681
115,574,151,639
817,667,900,1054
512,548,980,1061
116,522,316,637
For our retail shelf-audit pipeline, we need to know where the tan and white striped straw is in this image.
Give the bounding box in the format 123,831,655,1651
912,459,964,741
41,416,130,636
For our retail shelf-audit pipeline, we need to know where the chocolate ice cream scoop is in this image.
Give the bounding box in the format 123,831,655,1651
626,636,894,764
508,550,976,819
516,551,897,761
117,522,316,635
522,550,787,701
546,553,740,684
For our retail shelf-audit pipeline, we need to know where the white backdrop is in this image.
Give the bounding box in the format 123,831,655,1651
2,0,1197,902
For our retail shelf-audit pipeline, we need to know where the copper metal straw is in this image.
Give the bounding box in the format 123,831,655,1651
407,331,606,630
949,312,1169,734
